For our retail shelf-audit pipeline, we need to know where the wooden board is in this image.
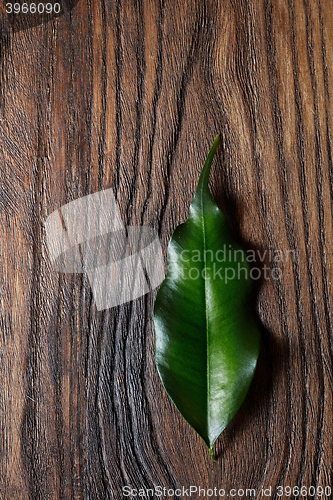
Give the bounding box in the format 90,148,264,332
1,0,333,498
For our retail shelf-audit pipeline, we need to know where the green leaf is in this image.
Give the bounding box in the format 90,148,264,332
153,136,261,460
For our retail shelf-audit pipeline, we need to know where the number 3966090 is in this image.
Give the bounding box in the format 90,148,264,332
6,3,61,14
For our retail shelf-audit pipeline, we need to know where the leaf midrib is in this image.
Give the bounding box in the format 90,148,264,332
200,183,210,443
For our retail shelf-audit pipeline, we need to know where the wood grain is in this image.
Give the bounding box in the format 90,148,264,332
1,0,333,498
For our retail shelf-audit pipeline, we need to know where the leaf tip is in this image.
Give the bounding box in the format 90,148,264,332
209,447,216,462
209,135,220,159
196,136,221,192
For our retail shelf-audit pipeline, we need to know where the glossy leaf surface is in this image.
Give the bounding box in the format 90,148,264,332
153,136,261,458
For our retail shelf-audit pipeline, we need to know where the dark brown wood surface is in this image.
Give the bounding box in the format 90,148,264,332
1,0,333,498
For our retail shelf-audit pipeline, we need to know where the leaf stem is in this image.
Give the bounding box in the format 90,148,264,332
209,447,216,462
